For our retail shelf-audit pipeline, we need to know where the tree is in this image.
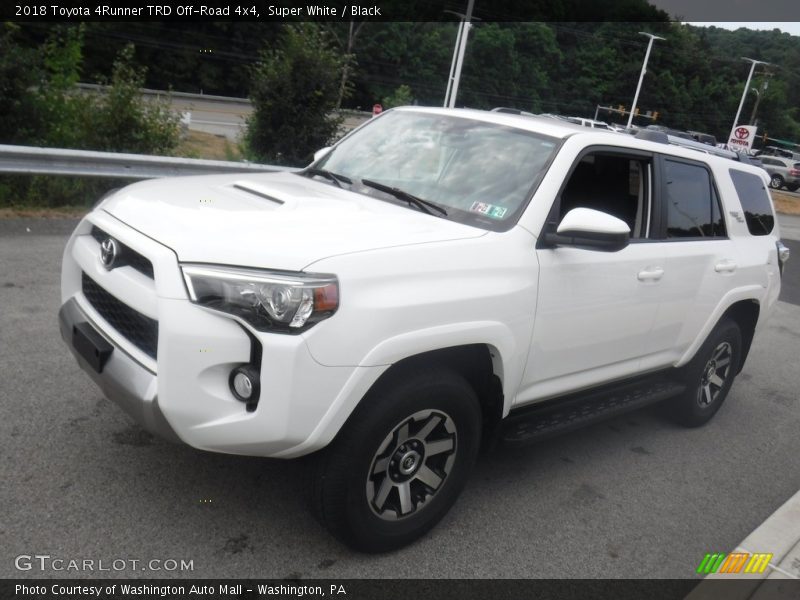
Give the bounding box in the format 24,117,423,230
244,25,346,166
0,23,40,144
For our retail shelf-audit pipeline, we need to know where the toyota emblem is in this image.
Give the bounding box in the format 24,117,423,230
734,127,750,140
100,238,120,270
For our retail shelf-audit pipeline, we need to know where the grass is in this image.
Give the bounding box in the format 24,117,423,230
771,190,800,216
175,130,242,161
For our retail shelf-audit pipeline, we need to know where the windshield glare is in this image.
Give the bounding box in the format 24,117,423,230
316,110,558,228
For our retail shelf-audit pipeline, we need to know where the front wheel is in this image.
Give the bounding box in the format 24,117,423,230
310,367,482,552
670,319,741,427
769,174,785,189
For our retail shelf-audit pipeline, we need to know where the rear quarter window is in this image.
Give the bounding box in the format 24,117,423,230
728,169,775,235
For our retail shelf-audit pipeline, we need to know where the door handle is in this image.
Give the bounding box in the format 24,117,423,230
637,266,664,281
714,260,738,273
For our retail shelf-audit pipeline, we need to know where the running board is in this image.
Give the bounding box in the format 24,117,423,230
502,378,685,447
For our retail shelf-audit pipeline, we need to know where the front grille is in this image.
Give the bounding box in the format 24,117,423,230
90,226,154,279
82,272,158,359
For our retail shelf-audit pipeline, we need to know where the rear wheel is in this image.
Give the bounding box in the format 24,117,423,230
769,174,785,189
670,319,741,427
310,367,481,552
787,184,799,192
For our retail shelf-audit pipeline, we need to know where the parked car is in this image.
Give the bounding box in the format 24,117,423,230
60,107,789,552
565,116,612,130
759,155,800,191
688,130,718,146
755,146,800,161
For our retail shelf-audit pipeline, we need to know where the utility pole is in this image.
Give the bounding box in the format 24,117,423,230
732,58,770,134
627,32,664,129
444,0,475,109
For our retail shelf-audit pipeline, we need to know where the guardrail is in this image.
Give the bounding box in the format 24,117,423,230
0,144,296,179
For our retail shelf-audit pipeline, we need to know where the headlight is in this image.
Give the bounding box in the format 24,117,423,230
181,264,338,333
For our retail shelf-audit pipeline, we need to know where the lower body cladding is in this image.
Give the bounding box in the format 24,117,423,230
59,290,371,458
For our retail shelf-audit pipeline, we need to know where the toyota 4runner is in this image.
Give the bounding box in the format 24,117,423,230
60,107,790,552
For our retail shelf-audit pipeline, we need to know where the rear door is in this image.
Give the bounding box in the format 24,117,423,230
638,156,738,371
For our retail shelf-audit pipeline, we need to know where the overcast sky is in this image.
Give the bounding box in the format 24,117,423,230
686,22,800,37
649,0,799,24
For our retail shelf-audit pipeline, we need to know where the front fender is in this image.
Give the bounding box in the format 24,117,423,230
274,320,522,458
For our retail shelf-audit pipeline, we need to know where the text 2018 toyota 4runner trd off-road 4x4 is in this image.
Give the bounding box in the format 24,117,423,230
60,107,790,552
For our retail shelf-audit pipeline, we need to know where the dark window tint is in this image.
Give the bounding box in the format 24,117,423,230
729,169,775,235
664,160,725,238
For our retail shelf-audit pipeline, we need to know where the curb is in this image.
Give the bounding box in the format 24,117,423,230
686,489,800,599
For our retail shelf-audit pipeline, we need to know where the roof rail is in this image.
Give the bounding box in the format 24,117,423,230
490,107,536,116
635,129,742,162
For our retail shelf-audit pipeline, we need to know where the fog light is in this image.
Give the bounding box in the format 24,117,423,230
229,365,260,407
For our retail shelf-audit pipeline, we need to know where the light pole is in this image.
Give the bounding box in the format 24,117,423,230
748,74,771,126
627,32,665,129
731,58,770,134
443,18,465,107
443,0,475,108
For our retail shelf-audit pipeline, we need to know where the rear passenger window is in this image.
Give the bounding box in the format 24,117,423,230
729,169,775,235
664,160,726,238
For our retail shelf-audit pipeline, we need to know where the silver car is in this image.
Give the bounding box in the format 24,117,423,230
760,156,800,191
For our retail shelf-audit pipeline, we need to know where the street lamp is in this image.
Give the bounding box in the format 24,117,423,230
732,58,770,133
443,0,475,108
627,32,665,129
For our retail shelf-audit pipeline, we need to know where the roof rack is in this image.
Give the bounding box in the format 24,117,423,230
635,129,742,162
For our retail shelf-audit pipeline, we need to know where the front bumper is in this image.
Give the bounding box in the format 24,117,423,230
59,212,374,458
59,297,180,443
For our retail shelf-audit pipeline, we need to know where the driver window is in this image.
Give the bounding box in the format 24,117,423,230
559,153,652,239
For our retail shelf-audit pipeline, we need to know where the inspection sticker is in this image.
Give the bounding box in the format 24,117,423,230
470,202,508,219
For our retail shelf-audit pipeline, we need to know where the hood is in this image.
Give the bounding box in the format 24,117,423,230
100,171,486,271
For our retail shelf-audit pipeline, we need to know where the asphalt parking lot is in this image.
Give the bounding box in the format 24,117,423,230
1,216,799,579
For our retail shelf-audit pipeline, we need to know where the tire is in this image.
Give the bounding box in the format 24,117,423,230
769,174,784,190
670,319,741,428
787,184,799,193
309,367,482,552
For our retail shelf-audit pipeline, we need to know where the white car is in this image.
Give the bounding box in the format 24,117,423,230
60,108,789,552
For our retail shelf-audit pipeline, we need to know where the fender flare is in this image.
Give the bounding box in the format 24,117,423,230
676,285,764,368
274,320,520,458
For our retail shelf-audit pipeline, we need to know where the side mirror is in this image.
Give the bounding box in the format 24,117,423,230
543,207,630,252
313,147,332,163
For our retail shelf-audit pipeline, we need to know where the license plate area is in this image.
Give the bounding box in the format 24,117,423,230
73,321,113,373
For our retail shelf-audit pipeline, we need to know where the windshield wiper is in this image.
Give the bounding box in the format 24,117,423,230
361,179,447,217
302,167,352,188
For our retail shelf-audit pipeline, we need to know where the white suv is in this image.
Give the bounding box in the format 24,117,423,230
60,108,789,552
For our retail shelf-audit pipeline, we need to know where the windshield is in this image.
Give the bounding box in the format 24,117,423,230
314,110,559,230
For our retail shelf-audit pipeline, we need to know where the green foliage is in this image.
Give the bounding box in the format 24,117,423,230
244,24,345,166
83,45,180,154
0,24,40,144
0,30,179,208
382,84,413,109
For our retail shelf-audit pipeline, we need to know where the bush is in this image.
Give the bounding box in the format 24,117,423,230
0,32,180,208
244,24,346,166
84,45,179,155
382,85,414,109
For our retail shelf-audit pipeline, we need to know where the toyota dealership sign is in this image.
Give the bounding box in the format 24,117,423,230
728,125,758,152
